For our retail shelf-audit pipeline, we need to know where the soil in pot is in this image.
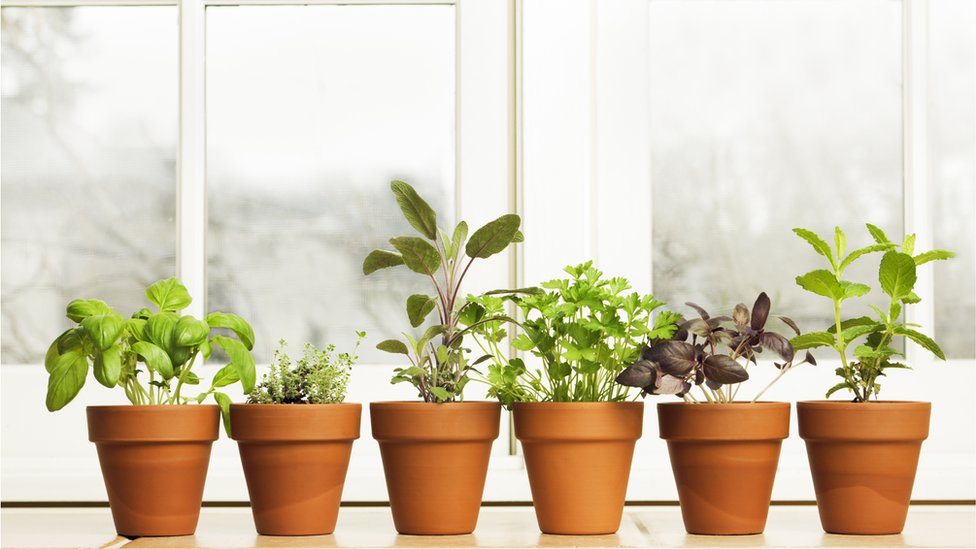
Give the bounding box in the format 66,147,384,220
370,401,501,535
657,401,789,535
231,403,361,535
514,401,643,535
797,400,931,535
87,405,219,537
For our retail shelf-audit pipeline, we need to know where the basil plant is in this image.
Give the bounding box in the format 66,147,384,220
44,278,256,433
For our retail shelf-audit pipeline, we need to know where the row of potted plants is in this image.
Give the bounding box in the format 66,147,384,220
42,181,954,539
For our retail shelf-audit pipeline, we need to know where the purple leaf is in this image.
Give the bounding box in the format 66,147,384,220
751,292,771,330
703,355,749,384
654,374,690,395
733,303,750,327
778,315,801,336
685,302,710,320
759,331,795,362
616,360,657,388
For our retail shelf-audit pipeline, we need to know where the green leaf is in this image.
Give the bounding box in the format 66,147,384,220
902,234,916,255
377,339,409,355
840,281,871,300
901,291,922,304
842,323,883,343
362,249,405,275
466,214,522,259
834,227,846,257
390,180,438,240
390,236,441,276
513,230,524,243
407,294,438,328
793,228,835,267
65,299,113,323
93,345,122,388
45,329,78,373
450,221,469,260
866,223,891,244
429,386,451,402
175,316,210,347
205,312,254,350
80,312,124,351
825,382,852,399
839,243,894,271
46,351,89,412
512,334,535,351
879,251,917,300
894,327,946,360
210,363,240,388
145,278,192,312
482,287,545,296
913,249,956,266
211,335,256,393
213,391,232,437
791,331,836,350
146,313,179,355
131,341,174,379
795,270,842,300
126,318,148,341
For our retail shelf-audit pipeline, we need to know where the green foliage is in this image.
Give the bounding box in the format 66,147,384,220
363,181,524,403
465,262,679,409
791,225,954,402
43,278,256,435
248,334,363,404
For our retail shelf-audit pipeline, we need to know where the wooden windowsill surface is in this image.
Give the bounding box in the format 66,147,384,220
2,505,974,548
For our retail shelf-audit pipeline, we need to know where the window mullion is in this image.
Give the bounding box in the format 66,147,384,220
903,0,934,366
177,0,207,318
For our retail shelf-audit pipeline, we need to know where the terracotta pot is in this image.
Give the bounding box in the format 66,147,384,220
230,403,361,535
513,402,643,535
797,400,930,535
657,401,789,535
87,405,218,537
370,401,500,535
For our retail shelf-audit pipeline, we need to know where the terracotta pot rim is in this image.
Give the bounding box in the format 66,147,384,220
797,400,931,408
230,403,361,442
657,401,789,409
512,401,644,409
371,401,501,442
87,404,219,411
370,400,499,407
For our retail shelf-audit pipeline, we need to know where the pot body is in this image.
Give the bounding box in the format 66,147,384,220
230,403,361,535
514,401,643,535
87,405,218,537
658,402,789,535
370,401,500,535
797,400,930,535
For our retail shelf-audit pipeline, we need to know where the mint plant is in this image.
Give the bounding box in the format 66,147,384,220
44,278,256,433
247,334,364,404
790,224,954,402
362,181,523,403
466,262,680,408
616,293,814,403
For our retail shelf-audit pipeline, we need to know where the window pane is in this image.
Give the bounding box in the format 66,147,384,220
649,0,903,330
1,7,177,364
206,5,455,363
930,0,976,359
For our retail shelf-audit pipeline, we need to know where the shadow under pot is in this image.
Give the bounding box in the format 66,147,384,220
513,401,644,535
87,405,219,537
230,403,362,535
797,400,930,535
657,401,790,535
370,401,501,535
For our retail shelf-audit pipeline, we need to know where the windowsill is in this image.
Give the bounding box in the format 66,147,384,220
1,505,973,548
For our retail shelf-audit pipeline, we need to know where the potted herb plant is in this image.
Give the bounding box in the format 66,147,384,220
616,293,814,535
789,224,954,534
468,262,678,535
44,278,255,537
230,335,364,535
362,180,522,535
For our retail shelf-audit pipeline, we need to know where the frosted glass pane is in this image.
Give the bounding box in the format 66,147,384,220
206,5,455,363
649,0,903,331
1,7,177,364
930,0,976,359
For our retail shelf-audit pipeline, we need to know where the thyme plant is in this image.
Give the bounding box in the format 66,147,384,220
790,224,954,402
247,334,363,404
